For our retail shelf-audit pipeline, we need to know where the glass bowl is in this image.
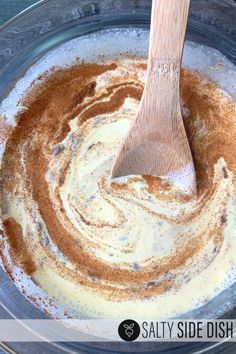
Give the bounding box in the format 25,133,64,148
0,0,236,353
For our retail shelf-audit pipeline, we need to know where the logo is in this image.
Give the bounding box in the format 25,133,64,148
118,319,140,342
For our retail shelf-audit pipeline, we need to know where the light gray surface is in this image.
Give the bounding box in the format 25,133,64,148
0,0,39,26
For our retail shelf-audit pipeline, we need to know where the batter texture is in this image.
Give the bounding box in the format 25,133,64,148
1,55,236,318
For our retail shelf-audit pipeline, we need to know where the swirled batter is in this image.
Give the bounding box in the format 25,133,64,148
1,29,236,319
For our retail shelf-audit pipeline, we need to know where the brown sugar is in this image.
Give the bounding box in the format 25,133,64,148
1,58,236,303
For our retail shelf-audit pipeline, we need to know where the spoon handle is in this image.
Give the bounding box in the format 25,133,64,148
141,0,191,137
149,0,190,62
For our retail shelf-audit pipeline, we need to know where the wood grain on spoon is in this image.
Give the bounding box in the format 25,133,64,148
112,0,196,194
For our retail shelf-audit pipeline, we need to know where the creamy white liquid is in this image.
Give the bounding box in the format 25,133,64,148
1,28,236,319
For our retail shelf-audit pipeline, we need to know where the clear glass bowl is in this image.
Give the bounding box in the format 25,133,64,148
0,0,236,353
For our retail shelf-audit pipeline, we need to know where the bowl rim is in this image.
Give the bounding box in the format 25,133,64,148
0,0,46,32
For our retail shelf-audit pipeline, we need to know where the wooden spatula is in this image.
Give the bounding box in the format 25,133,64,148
112,0,196,194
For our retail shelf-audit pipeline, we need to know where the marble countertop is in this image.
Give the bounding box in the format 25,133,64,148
0,0,39,26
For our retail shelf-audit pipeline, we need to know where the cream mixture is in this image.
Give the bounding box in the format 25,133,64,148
0,29,236,319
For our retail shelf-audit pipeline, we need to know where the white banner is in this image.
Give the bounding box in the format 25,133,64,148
0,320,235,342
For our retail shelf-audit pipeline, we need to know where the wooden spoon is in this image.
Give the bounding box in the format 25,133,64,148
112,0,196,194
